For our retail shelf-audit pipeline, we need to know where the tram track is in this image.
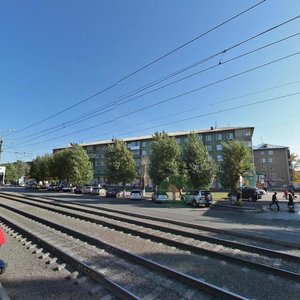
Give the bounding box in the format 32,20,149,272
0,200,245,300
0,192,300,299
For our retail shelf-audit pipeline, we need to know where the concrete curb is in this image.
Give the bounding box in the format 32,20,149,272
0,282,10,300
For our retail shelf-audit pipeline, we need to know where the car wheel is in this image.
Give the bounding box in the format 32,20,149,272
180,196,185,202
205,203,210,207
248,196,253,201
192,200,198,208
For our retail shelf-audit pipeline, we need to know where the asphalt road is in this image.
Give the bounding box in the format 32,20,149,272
1,186,299,246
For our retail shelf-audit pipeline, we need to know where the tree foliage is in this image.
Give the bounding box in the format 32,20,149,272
4,163,17,183
105,139,136,188
148,132,180,187
52,145,93,185
181,133,216,189
219,140,255,189
290,153,300,182
30,154,53,182
3,160,29,183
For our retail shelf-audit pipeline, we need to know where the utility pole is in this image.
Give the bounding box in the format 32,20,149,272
0,138,2,162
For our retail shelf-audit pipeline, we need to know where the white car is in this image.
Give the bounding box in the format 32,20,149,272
129,189,142,200
181,190,212,207
82,186,93,194
151,191,169,202
92,187,106,196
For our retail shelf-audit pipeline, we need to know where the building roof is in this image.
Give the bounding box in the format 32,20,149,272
53,126,254,151
253,143,289,150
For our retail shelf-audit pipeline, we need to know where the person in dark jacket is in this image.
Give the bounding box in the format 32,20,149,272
288,193,295,213
269,192,280,211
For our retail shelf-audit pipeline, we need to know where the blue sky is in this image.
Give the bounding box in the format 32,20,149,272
1,0,300,163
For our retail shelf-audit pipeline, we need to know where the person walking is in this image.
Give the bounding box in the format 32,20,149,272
0,228,7,274
270,192,280,211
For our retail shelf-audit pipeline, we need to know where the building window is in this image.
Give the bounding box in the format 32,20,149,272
217,155,223,162
269,165,275,170
216,134,222,141
176,138,181,144
206,145,212,151
216,144,222,151
142,141,146,147
227,133,233,140
260,158,266,163
269,173,277,179
198,134,203,140
205,135,212,141
269,157,274,163
261,165,267,170
260,151,265,155
142,150,147,156
268,150,273,155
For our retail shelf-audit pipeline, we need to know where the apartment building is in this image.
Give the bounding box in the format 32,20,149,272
253,144,291,189
53,126,255,189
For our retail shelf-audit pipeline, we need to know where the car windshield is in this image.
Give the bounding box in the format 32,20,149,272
131,191,141,194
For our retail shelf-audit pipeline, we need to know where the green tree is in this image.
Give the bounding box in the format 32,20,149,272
290,153,300,182
148,132,180,187
219,140,255,189
15,160,30,181
105,139,136,195
4,163,17,183
181,133,216,189
30,154,53,182
52,145,93,185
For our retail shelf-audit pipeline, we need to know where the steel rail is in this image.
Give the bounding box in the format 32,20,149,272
15,191,300,249
0,202,248,300
0,219,139,300
2,193,300,264
1,197,300,281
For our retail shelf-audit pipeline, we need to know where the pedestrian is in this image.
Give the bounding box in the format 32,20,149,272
0,228,7,274
288,192,295,213
269,192,280,211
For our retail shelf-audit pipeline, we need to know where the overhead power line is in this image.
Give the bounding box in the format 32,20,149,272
9,50,300,148
11,0,266,134
9,25,300,144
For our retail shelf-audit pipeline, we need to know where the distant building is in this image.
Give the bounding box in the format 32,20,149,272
253,144,291,190
54,126,255,189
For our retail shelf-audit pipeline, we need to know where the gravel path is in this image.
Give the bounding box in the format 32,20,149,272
0,227,106,300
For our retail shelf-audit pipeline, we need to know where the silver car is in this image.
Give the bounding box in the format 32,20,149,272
181,190,212,207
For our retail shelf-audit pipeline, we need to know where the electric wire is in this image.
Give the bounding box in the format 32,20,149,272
8,50,300,149
7,28,300,144
9,0,266,135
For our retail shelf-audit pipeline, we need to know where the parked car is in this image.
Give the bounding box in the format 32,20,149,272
62,185,75,193
47,184,57,191
181,190,212,207
151,191,169,202
129,189,142,200
258,189,267,195
82,186,93,194
241,187,262,201
106,188,118,198
74,186,83,194
92,187,106,196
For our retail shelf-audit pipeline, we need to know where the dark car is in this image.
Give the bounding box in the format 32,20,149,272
241,187,262,201
106,188,118,198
